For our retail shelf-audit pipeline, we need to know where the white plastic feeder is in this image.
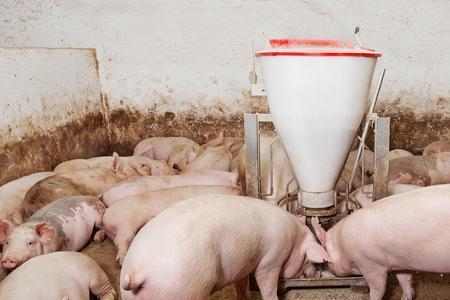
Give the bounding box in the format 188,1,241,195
256,39,381,209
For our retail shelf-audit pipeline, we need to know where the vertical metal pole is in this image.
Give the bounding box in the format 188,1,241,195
373,117,390,200
244,113,259,198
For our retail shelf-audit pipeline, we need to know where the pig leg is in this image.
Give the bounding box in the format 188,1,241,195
114,230,135,265
234,276,250,300
89,270,116,300
362,270,388,300
254,267,281,300
395,272,414,300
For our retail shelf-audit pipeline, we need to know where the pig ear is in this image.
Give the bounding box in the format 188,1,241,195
35,223,55,243
311,217,327,247
112,152,120,172
304,240,330,263
0,219,14,243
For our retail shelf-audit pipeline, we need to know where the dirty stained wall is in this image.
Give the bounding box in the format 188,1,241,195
0,48,109,184
0,0,449,180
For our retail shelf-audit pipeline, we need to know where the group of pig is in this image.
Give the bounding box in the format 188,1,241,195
0,133,449,300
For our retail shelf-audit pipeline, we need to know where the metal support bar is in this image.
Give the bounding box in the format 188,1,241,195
244,114,259,198
373,117,390,200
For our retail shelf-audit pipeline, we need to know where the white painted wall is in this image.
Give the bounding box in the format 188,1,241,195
0,0,449,116
0,47,102,145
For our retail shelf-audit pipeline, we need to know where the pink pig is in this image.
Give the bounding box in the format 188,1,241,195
104,185,241,264
133,137,203,170
0,252,116,300
101,171,239,206
313,184,450,300
180,146,232,173
0,195,105,270
120,195,327,300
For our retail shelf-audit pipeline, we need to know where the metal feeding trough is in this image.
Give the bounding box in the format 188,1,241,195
245,39,391,291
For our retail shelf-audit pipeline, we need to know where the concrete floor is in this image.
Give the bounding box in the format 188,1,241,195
83,239,450,300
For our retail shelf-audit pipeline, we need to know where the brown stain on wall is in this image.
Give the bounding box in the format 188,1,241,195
1,95,449,186
0,112,110,185
376,102,450,154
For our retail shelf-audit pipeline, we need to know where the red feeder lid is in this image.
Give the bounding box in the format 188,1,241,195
256,39,381,57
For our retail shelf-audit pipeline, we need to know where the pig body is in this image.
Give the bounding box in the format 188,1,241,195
338,183,421,212
101,171,239,206
0,172,53,225
20,168,122,220
54,153,175,176
120,195,327,300
1,195,105,270
388,153,450,186
387,149,413,160
133,137,203,169
0,251,116,300
336,149,374,194
181,146,232,173
104,185,242,264
423,140,450,156
313,184,450,300
238,134,299,203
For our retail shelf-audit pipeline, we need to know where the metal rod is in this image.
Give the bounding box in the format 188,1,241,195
347,68,386,195
260,136,278,197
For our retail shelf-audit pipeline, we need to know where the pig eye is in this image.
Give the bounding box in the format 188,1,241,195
172,164,179,170
27,241,34,246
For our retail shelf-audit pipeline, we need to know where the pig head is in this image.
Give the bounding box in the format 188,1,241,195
0,221,60,270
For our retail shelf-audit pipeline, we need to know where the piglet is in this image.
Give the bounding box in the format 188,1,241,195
180,146,232,173
0,172,53,225
423,140,450,156
54,152,176,176
389,153,450,186
313,184,450,300
387,149,413,160
0,195,105,270
0,251,116,300
133,137,203,169
120,195,327,300
104,185,241,264
101,171,239,206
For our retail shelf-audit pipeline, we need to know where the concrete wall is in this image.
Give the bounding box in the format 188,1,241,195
1,0,449,154
0,48,110,184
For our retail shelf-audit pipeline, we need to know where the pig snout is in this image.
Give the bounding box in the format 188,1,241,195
2,256,18,269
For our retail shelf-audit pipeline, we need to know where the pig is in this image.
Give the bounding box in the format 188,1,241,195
133,137,203,169
0,251,116,300
423,140,450,156
202,131,245,158
237,134,299,204
120,194,327,300
101,171,239,206
0,195,105,270
389,153,450,186
20,167,123,220
387,149,413,160
54,152,176,176
335,149,375,194
180,146,232,173
338,183,421,212
0,172,53,225
104,185,242,264
312,184,450,300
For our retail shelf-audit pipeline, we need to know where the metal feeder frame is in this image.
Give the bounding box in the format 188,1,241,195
243,112,390,291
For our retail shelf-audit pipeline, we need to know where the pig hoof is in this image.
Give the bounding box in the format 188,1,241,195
94,230,106,243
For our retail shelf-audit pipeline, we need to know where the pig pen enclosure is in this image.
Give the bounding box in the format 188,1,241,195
1,1,450,300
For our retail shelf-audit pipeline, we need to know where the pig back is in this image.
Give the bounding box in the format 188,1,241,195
20,176,90,221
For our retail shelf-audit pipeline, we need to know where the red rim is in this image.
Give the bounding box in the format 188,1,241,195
256,51,381,57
